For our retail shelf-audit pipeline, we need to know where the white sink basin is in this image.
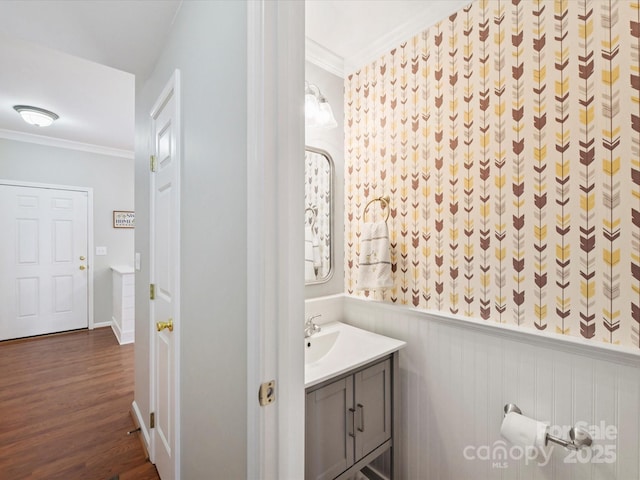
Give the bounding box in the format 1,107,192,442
304,322,406,388
305,330,339,365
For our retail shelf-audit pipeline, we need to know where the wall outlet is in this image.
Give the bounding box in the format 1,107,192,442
96,246,108,256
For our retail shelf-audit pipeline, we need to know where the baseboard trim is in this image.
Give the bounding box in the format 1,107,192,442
130,401,151,461
111,318,134,345
93,321,111,329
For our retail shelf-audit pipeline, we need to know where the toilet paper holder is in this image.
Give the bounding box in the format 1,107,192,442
504,404,593,450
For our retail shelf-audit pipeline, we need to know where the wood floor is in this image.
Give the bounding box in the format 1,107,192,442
0,328,159,480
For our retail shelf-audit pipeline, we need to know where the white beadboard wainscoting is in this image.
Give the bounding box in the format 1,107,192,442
330,295,640,480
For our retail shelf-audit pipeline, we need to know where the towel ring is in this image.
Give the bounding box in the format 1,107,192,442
305,207,317,229
363,196,391,223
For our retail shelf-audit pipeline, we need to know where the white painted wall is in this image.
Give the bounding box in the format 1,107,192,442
340,296,640,480
305,61,344,299
134,2,248,478
0,137,134,327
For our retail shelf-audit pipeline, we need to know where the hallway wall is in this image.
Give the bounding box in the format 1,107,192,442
134,1,248,477
0,138,134,328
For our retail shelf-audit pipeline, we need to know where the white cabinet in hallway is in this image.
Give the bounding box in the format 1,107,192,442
111,265,134,344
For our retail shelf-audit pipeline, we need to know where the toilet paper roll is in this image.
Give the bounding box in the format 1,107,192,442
500,412,548,447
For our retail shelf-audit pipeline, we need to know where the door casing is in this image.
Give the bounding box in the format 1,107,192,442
246,2,305,478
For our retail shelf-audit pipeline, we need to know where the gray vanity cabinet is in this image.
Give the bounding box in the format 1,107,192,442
353,360,391,461
306,375,355,480
305,356,395,480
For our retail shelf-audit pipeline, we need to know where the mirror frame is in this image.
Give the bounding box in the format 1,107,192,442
305,146,334,285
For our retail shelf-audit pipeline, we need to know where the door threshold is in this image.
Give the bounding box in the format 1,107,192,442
0,327,90,345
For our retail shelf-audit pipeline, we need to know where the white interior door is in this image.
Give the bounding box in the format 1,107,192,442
0,184,89,341
150,71,180,480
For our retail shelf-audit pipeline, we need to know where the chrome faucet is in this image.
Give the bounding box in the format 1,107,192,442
304,314,322,338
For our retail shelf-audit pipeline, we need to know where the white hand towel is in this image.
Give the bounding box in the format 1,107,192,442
312,236,321,269
357,221,393,290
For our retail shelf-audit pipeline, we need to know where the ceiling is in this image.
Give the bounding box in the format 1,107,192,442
0,0,467,154
0,33,136,153
0,0,181,153
306,0,471,74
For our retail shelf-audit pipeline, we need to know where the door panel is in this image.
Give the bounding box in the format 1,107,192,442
17,277,38,317
53,220,73,262
17,218,38,263
0,185,88,340
53,275,74,312
155,184,172,298
354,359,392,460
305,377,354,480
157,333,172,451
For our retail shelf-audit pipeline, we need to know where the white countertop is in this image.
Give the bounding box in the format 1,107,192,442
304,322,406,388
111,265,135,274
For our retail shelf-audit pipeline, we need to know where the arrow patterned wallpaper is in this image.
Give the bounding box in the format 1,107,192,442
344,0,640,349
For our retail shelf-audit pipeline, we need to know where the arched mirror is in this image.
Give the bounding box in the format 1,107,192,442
305,147,333,284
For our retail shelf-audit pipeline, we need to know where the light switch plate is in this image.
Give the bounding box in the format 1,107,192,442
96,246,107,256
135,252,141,271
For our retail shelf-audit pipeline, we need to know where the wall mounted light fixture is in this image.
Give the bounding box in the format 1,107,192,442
305,82,337,129
13,105,59,127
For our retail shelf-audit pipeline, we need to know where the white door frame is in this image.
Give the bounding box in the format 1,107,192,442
0,179,95,330
246,2,305,479
148,70,181,478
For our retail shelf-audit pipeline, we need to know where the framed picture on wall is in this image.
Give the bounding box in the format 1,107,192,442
113,210,135,228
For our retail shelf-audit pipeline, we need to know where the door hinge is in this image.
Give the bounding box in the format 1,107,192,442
150,155,157,172
150,412,155,429
150,283,155,300
258,380,276,407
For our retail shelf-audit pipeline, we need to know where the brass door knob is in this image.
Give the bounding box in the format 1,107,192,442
156,319,174,332
79,265,87,270
79,256,86,261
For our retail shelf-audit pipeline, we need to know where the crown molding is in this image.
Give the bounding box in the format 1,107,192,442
305,37,344,78
0,128,134,159
343,0,470,75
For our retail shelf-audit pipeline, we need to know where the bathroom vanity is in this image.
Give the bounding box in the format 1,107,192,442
305,322,405,480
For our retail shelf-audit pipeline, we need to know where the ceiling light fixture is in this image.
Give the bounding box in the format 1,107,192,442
13,105,59,127
305,82,337,130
